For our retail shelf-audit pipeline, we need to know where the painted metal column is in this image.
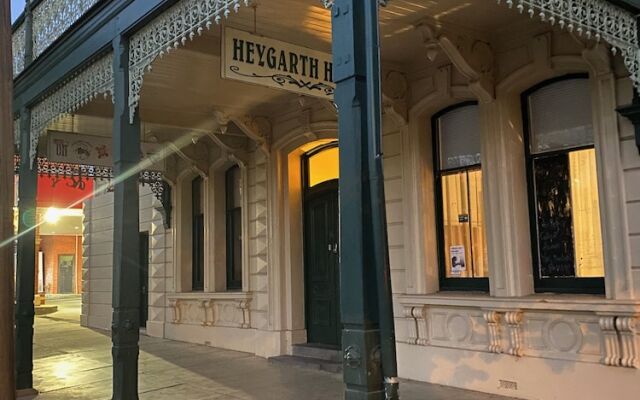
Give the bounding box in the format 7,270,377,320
15,109,37,392
111,35,141,400
0,0,16,397
15,0,37,392
332,1,399,399
24,0,34,64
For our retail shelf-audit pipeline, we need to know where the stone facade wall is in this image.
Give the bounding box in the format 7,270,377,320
81,185,170,331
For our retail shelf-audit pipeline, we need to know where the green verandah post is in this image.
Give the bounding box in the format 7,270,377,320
332,1,400,399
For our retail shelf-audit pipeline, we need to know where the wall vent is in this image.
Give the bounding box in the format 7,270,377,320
499,380,518,390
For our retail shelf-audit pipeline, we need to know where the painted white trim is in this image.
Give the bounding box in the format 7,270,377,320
268,121,337,344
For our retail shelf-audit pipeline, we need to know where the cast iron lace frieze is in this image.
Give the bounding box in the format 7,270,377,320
12,23,25,76
14,156,166,201
323,0,640,91
128,0,252,122
32,0,101,58
29,53,114,167
497,0,640,89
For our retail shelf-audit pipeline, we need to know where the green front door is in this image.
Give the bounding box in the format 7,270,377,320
304,180,340,347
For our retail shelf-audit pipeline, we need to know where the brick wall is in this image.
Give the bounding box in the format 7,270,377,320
39,235,82,294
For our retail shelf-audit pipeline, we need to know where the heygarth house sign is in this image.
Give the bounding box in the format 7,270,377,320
222,27,334,99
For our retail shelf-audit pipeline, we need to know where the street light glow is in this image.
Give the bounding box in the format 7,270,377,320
43,207,61,224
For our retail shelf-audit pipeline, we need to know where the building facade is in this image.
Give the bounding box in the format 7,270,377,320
11,0,640,399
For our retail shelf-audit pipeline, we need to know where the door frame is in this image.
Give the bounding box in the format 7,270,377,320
302,142,341,346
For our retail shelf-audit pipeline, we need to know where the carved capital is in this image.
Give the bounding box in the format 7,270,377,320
616,316,639,368
239,299,252,329
504,311,524,357
415,18,495,102
483,310,503,354
403,306,418,345
382,70,409,125
169,299,182,324
233,115,272,156
599,316,621,366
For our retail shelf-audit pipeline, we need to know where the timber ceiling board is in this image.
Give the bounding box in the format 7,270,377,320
138,44,295,125
71,0,539,132
226,0,332,51
379,0,535,64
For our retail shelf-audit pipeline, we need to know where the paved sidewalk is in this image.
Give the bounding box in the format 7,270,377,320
32,297,516,399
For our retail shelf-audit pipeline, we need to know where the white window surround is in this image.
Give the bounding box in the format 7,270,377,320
207,157,250,293
405,42,635,300
174,168,204,293
404,65,479,295
173,157,250,295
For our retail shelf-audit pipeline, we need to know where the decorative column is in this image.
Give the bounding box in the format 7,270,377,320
15,0,37,393
15,108,37,393
23,0,33,65
111,35,141,400
0,0,16,397
332,1,398,399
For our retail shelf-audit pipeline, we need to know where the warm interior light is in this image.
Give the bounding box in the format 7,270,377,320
569,149,604,277
42,207,83,225
308,146,340,187
44,207,62,224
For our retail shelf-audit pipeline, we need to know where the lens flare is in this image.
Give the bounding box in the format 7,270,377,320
1,131,202,249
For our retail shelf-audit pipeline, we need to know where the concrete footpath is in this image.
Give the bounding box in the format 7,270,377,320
31,296,517,399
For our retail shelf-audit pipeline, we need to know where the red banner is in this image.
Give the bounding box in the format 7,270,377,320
37,176,94,209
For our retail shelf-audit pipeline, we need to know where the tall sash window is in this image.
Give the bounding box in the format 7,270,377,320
523,75,605,294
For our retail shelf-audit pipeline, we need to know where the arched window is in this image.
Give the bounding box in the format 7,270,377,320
433,103,488,291
192,176,204,291
226,165,242,290
523,75,604,294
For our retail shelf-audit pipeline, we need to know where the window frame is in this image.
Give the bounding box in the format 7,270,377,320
225,165,243,291
432,101,489,292
191,176,205,291
301,142,339,197
522,73,605,294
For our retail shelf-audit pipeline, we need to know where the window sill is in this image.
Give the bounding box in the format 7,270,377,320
398,292,640,314
167,291,252,301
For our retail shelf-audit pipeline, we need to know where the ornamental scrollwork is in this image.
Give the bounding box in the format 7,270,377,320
128,0,252,122
12,23,26,76
14,155,166,201
32,0,101,58
30,53,114,166
228,66,335,96
497,0,640,90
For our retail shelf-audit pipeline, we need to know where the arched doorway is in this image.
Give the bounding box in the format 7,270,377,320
302,143,340,347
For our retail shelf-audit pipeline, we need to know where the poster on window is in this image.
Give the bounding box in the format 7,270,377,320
450,245,466,276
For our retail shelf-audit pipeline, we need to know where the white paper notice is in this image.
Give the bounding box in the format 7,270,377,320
450,245,466,276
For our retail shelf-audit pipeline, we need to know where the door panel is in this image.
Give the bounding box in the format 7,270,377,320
140,232,149,328
57,255,75,294
304,184,340,347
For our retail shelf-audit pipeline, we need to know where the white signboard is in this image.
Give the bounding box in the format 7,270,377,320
47,131,166,172
222,27,334,99
450,245,467,276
